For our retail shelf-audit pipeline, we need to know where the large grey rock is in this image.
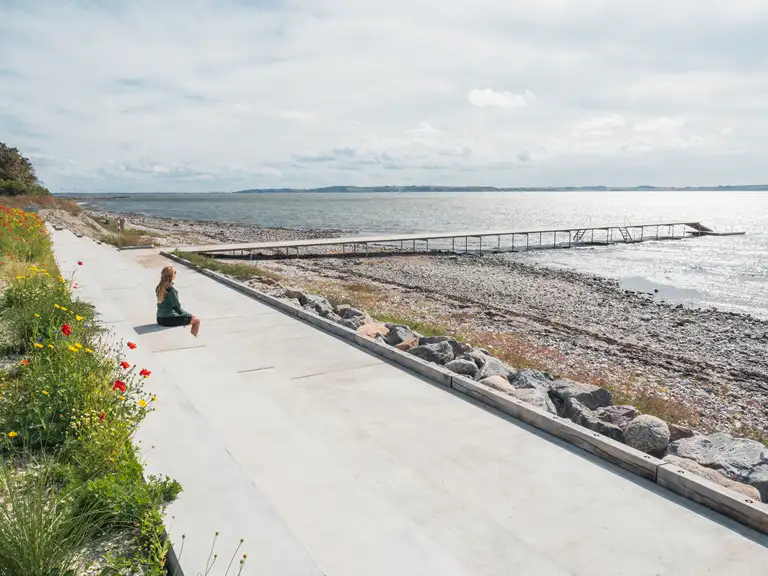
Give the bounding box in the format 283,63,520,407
386,326,418,347
342,307,367,320
408,341,454,365
334,303,353,317
510,387,558,415
624,415,671,454
668,433,768,500
284,287,306,302
445,358,479,378
668,422,696,442
595,405,640,431
326,312,343,324
475,356,515,381
511,369,555,391
663,455,762,501
564,398,624,442
457,350,488,369
341,315,369,330
480,375,514,393
418,336,451,346
549,379,612,411
304,295,335,317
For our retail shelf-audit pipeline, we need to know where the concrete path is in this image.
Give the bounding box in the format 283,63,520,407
52,230,768,575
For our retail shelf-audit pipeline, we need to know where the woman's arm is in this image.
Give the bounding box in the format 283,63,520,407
167,288,190,316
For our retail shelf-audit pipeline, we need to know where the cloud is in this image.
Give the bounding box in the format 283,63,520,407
0,0,766,191
468,88,536,108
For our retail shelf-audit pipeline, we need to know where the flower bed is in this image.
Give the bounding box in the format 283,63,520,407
0,207,178,574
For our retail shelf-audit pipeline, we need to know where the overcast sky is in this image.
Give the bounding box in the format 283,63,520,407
1,0,767,192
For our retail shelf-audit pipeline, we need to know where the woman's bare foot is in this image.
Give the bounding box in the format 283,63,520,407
191,317,201,337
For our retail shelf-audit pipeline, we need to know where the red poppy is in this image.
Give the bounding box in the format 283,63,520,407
127,341,137,350
20,359,29,366
112,380,126,392
77,261,83,266
73,283,78,289
61,324,72,336
98,411,106,421
139,368,151,378
120,361,131,369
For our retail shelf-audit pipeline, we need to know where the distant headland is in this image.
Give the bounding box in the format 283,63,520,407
235,184,768,193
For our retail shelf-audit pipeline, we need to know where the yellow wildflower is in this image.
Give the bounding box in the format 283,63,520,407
118,395,126,401
34,313,40,318
76,315,84,321
138,399,147,408
68,345,78,353
75,343,83,349
7,431,18,438
15,275,24,280
54,304,61,309
61,307,68,312
34,343,43,349
85,348,93,354
42,389,49,395
151,395,157,402
48,344,54,349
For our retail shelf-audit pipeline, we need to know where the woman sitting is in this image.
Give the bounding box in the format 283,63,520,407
156,266,201,337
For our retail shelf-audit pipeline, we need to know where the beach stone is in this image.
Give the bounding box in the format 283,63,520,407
326,312,343,324
667,433,768,500
418,336,451,346
304,295,335,317
357,322,389,339
284,288,305,302
475,356,515,381
480,375,514,394
341,316,369,330
595,405,641,431
624,415,671,454
342,307,367,320
445,358,479,378
408,341,454,365
511,369,554,391
386,326,417,347
663,455,762,501
457,350,488,369
445,339,472,357
549,379,612,411
334,303,352,316
668,422,696,442
509,387,558,414
564,398,624,442
395,338,418,351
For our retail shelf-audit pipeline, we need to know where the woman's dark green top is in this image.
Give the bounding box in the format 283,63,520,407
157,286,189,318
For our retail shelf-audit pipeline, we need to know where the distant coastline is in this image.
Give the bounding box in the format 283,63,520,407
235,184,768,193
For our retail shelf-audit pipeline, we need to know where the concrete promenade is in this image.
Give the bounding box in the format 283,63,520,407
52,230,768,575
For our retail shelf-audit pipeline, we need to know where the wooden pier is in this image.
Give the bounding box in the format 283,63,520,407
177,221,738,260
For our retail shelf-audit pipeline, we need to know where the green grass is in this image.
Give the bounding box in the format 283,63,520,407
176,251,282,282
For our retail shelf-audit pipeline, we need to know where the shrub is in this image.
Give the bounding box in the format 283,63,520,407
0,180,51,197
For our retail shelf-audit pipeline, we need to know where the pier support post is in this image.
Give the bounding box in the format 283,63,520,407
452,238,455,253
526,234,529,251
465,237,468,254
479,237,482,255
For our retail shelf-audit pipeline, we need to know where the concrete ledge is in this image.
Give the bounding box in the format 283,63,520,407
657,463,768,534
451,376,661,481
118,244,156,251
162,250,768,535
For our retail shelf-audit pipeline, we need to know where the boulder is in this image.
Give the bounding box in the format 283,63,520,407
668,422,696,442
326,312,343,324
408,341,454,365
663,455,762,501
549,379,612,411
334,303,353,316
624,415,671,454
667,433,768,500
475,356,515,381
284,288,306,302
511,368,555,391
509,387,558,414
418,336,451,346
357,322,389,339
480,375,514,394
395,339,418,351
564,398,624,442
342,307,367,320
386,326,418,347
594,405,641,431
457,350,488,369
304,295,335,317
341,316,369,330
445,358,479,378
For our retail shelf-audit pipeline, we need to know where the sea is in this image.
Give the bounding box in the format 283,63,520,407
82,191,768,320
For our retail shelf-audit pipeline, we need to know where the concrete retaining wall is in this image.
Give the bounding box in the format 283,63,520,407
161,250,768,536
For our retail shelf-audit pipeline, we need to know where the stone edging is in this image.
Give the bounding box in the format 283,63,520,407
160,250,768,536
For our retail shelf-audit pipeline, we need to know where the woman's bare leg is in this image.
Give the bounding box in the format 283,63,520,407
190,317,201,337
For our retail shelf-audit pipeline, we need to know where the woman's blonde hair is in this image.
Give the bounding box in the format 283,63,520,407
156,266,175,303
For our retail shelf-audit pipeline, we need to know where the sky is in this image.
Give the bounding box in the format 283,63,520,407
1,0,767,193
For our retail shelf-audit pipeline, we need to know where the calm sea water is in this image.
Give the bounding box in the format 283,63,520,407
85,191,768,319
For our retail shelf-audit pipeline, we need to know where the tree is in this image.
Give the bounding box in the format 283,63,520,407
0,142,50,196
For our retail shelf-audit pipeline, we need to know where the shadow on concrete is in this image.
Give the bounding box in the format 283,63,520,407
133,323,176,335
